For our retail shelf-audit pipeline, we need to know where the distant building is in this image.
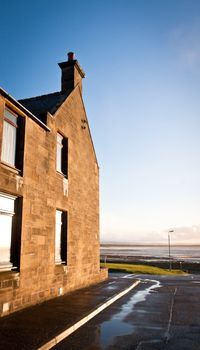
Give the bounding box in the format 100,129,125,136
0,52,107,316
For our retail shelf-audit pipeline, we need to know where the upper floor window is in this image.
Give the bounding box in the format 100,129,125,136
0,193,22,271
56,133,68,177
1,108,25,172
56,134,63,173
1,109,17,167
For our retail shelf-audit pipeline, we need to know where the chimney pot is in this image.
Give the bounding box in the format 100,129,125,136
68,52,75,61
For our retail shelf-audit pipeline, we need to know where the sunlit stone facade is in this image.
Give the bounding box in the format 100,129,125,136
0,53,107,316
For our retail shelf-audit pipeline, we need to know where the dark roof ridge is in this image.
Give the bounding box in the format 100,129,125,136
18,89,71,122
19,90,63,102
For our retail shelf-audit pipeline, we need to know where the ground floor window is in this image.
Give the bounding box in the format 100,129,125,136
0,193,15,270
55,210,67,264
0,193,22,271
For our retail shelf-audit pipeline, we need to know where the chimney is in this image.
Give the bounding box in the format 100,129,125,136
58,52,85,93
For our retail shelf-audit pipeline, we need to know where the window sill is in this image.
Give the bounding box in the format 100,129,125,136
55,260,66,265
56,170,67,179
1,161,21,175
55,263,67,274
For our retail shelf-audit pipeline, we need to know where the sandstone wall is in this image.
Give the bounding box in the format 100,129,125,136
0,88,107,317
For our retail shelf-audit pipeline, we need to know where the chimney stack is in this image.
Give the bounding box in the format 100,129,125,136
58,52,85,93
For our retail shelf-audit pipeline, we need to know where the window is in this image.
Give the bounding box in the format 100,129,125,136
1,108,25,171
56,133,68,177
1,109,17,166
0,193,22,271
55,210,67,264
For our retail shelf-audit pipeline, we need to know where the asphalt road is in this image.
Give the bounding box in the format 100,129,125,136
52,273,200,350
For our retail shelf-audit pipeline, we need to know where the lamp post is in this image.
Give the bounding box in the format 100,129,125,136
168,230,174,270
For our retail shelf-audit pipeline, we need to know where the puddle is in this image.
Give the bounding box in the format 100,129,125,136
100,279,161,348
101,319,133,347
122,274,135,279
192,281,200,284
105,281,118,291
106,285,118,290
137,325,163,330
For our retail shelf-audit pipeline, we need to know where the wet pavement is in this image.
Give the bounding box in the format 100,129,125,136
52,273,200,350
0,275,139,350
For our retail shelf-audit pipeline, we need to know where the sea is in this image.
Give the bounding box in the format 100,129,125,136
100,245,200,263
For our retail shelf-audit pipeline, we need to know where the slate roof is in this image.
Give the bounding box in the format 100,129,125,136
19,90,71,124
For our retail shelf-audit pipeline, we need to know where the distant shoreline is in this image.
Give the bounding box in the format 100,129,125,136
100,254,200,274
101,243,200,247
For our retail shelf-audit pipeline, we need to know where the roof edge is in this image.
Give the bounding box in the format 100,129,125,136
76,85,99,168
0,87,50,132
19,91,61,103
53,83,99,168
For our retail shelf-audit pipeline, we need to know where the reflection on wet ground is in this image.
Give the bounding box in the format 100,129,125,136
105,281,118,290
100,278,161,348
52,274,200,350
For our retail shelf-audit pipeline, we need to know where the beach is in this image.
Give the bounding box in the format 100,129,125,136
100,244,200,273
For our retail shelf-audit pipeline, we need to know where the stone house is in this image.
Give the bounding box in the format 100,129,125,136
0,52,107,317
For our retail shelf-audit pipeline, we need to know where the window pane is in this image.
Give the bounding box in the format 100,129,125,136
1,120,17,166
0,214,12,265
57,133,63,145
56,144,62,172
55,210,62,263
4,109,17,126
0,194,15,269
56,134,63,172
0,194,15,214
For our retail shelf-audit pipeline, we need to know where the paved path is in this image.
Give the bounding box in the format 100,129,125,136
53,273,200,350
0,275,139,350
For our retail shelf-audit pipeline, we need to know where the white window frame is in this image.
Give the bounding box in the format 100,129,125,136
1,108,18,167
55,210,62,264
55,209,67,264
56,133,63,173
0,192,16,271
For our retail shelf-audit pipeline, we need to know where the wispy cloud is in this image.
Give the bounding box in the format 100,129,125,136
164,225,200,244
170,21,200,68
101,223,200,245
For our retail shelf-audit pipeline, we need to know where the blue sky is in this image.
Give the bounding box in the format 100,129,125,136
1,0,200,244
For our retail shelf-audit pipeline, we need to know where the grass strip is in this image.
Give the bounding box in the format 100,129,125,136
101,262,186,275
